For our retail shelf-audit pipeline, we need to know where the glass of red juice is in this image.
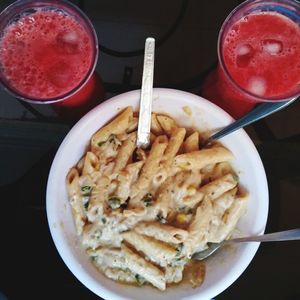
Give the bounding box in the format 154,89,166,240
0,0,105,121
201,0,300,119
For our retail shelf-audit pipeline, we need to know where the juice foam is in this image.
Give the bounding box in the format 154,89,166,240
0,9,94,100
223,12,300,98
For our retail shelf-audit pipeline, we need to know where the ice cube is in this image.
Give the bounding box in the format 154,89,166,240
247,76,267,96
56,31,79,54
47,62,73,88
61,31,78,44
236,44,252,56
236,44,254,68
262,39,283,55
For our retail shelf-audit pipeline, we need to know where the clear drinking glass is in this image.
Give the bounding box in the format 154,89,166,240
201,0,300,118
0,0,105,120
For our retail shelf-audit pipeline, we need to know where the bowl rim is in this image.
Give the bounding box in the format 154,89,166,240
46,88,269,300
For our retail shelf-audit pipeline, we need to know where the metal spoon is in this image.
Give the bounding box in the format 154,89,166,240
192,228,300,261
137,37,155,148
204,97,298,146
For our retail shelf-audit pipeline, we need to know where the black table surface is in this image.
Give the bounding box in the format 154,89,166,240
1,0,300,299
0,117,300,300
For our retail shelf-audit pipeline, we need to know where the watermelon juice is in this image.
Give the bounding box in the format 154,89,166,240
202,0,300,118
0,0,105,120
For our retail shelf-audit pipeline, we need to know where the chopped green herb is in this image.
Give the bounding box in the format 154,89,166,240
135,274,146,286
101,217,107,224
97,141,106,147
178,206,186,212
81,185,92,196
143,199,152,207
142,193,153,207
108,197,121,209
233,174,239,182
172,256,189,266
156,212,167,224
81,186,91,193
178,206,192,214
176,243,184,256
109,134,116,144
83,196,89,210
91,230,102,240
91,256,98,262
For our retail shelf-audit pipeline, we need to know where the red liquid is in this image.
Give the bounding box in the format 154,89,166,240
0,8,105,120
0,9,93,99
202,12,300,118
52,72,105,121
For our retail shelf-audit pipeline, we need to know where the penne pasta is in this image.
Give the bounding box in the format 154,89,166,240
113,131,137,173
91,106,133,151
183,131,199,153
208,188,238,242
161,127,186,167
151,113,164,135
115,161,144,204
171,170,203,209
76,156,85,174
135,222,188,244
165,265,184,283
185,197,213,256
127,116,138,133
171,147,234,174
103,268,137,283
91,247,127,271
82,223,103,249
212,194,248,242
155,176,174,218
66,167,86,235
82,151,99,176
122,244,166,291
65,106,249,291
130,135,168,204
198,173,238,201
87,176,110,222
157,114,177,135
210,161,234,180
122,231,178,267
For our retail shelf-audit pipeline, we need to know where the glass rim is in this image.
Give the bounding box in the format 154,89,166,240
0,0,99,104
217,0,300,103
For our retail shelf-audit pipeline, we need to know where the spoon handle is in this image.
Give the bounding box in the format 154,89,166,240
209,98,297,142
229,229,300,243
137,37,155,148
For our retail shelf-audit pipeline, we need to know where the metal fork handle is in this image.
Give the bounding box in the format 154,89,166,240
209,98,297,142
227,229,300,243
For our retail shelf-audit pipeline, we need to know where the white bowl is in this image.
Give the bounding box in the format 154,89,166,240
46,88,268,300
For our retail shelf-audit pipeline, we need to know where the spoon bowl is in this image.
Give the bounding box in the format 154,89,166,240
193,228,300,260
203,97,298,146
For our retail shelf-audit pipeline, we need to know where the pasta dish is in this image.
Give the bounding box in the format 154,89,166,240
66,106,248,291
